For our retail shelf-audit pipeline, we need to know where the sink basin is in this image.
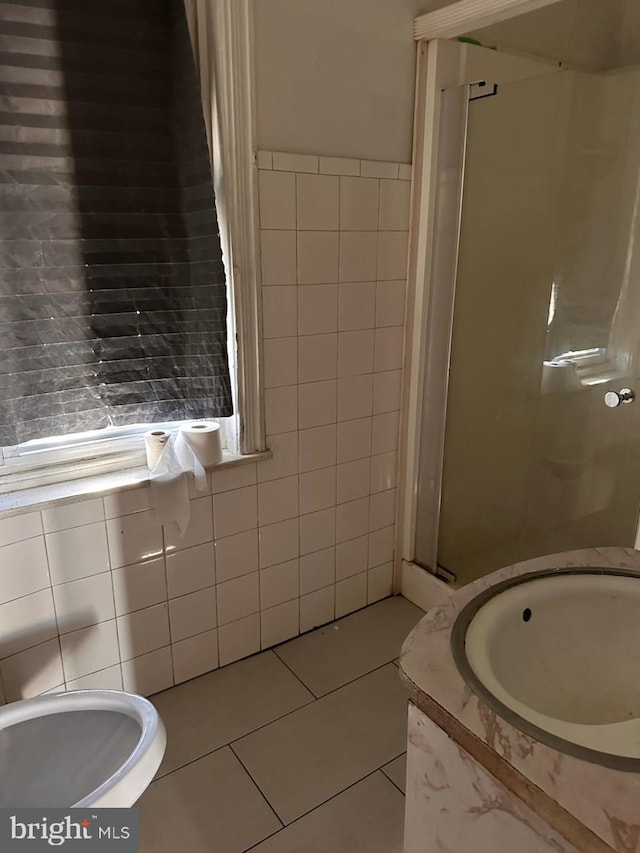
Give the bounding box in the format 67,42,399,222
451,568,640,770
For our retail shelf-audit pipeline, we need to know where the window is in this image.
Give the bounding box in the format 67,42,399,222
0,0,262,495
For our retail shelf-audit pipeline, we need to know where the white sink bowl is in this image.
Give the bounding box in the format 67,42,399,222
451,569,640,769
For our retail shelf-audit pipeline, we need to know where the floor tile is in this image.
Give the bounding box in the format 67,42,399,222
382,753,406,794
138,747,281,853
248,772,404,853
233,664,408,824
152,650,313,776
274,596,423,696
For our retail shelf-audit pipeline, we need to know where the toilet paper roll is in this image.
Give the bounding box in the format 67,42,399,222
145,429,171,470
179,422,223,467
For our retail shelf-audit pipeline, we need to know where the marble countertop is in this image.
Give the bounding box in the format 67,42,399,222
399,547,640,853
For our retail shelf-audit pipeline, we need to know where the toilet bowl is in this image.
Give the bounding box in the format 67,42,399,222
0,689,166,808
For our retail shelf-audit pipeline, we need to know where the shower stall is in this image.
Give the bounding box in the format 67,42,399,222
410,40,640,588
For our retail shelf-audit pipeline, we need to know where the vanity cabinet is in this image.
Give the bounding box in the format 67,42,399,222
405,704,582,853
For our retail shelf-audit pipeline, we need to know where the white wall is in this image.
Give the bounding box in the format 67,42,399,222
617,1,640,68
468,0,625,71
253,0,631,167
254,0,425,163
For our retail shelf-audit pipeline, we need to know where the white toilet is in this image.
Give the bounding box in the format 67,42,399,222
0,689,166,807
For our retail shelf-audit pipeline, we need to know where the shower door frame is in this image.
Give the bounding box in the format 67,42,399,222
398,0,564,606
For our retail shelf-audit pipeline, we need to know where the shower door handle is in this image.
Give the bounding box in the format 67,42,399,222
604,388,635,407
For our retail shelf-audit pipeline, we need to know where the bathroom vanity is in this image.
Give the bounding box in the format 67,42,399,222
400,548,640,853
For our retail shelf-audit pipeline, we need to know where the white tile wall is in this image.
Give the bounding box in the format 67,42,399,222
0,511,42,547
273,151,318,174
298,231,339,284
300,586,335,633
264,386,298,435
319,156,360,176
263,287,298,338
60,620,120,682
169,587,217,642
367,562,394,604
339,282,376,331
260,559,299,610
53,573,115,633
258,171,296,229
0,151,408,704
337,418,372,464
336,572,367,619
361,160,399,179
340,177,380,231
116,603,170,661
299,425,337,473
297,174,339,230
0,537,49,601
2,639,64,702
121,647,173,696
298,285,338,336
217,572,260,626
258,475,299,526
258,518,299,569
213,486,258,539
214,530,259,583
298,380,337,429
337,374,373,422
260,598,299,648
256,150,407,629
300,548,335,595
335,573,368,618
172,629,218,684
0,590,57,658
299,508,335,556
218,613,260,667
336,536,368,580
165,542,215,599
339,232,378,282
336,498,369,544
112,557,167,616
261,230,297,285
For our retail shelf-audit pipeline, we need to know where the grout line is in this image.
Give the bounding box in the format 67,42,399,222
309,656,400,701
149,739,229,786
242,765,399,849
381,765,406,797
254,645,401,714
272,646,321,699
152,691,316,781
152,597,406,769
241,825,283,851
152,648,401,783
229,742,285,829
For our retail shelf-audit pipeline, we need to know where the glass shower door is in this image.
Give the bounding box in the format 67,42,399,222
432,69,640,586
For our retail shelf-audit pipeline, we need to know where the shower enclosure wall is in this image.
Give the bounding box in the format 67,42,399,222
412,42,640,587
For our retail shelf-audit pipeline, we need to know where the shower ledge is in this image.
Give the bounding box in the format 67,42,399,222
399,546,640,853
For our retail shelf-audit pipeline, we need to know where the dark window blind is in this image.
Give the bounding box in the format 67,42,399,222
0,0,233,446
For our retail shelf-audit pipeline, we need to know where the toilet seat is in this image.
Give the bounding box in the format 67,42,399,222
0,689,166,808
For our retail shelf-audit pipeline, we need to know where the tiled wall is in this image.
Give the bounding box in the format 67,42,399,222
0,151,410,703
258,150,409,630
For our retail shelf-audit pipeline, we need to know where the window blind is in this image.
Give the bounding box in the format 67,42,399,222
0,0,233,446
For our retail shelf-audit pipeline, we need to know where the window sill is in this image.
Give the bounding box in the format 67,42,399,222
0,450,271,520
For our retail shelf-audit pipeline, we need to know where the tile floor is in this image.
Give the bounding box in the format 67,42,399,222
138,595,423,852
